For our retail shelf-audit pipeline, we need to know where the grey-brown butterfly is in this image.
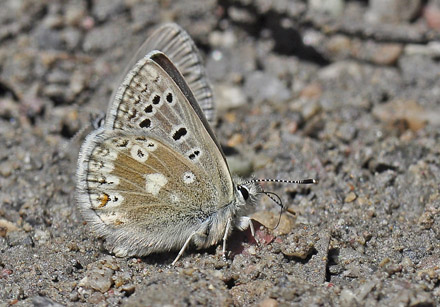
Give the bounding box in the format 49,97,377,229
76,23,316,265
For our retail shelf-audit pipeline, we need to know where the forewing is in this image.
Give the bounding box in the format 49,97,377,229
109,23,215,123
106,51,232,198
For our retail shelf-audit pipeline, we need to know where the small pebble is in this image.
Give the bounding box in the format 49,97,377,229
371,44,403,65
308,0,344,16
243,71,291,104
344,192,357,203
424,2,440,30
121,284,135,295
259,297,278,307
251,211,295,236
79,267,114,293
215,84,247,111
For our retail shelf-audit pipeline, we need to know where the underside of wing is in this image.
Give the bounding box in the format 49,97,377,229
77,131,222,256
109,23,215,123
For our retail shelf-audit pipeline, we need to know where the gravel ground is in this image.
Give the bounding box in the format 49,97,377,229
1,0,440,306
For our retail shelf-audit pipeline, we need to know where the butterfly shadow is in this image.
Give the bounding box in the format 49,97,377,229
134,220,272,265
227,220,274,258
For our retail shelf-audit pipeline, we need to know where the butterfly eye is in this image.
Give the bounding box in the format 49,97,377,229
238,186,249,200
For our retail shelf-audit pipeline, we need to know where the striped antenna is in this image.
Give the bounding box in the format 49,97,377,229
242,178,318,186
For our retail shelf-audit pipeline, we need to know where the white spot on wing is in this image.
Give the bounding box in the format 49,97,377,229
145,173,168,196
144,140,157,152
183,171,195,184
95,146,118,160
99,211,125,226
131,144,149,162
89,160,114,173
170,193,180,203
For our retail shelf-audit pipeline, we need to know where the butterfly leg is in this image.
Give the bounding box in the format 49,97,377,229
172,231,197,265
222,219,232,260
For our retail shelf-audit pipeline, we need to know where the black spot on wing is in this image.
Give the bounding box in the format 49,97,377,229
173,127,187,141
166,92,173,103
152,95,161,105
144,105,153,113
139,118,151,128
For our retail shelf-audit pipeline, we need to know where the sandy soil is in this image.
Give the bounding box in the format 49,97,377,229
1,0,440,306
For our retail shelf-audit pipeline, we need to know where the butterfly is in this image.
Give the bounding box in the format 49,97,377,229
76,23,316,264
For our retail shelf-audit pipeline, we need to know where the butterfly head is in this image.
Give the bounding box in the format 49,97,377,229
234,177,262,208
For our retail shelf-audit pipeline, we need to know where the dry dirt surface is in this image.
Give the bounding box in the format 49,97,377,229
1,0,440,306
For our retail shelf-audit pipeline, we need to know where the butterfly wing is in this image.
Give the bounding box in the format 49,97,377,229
109,23,215,123
77,52,234,256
